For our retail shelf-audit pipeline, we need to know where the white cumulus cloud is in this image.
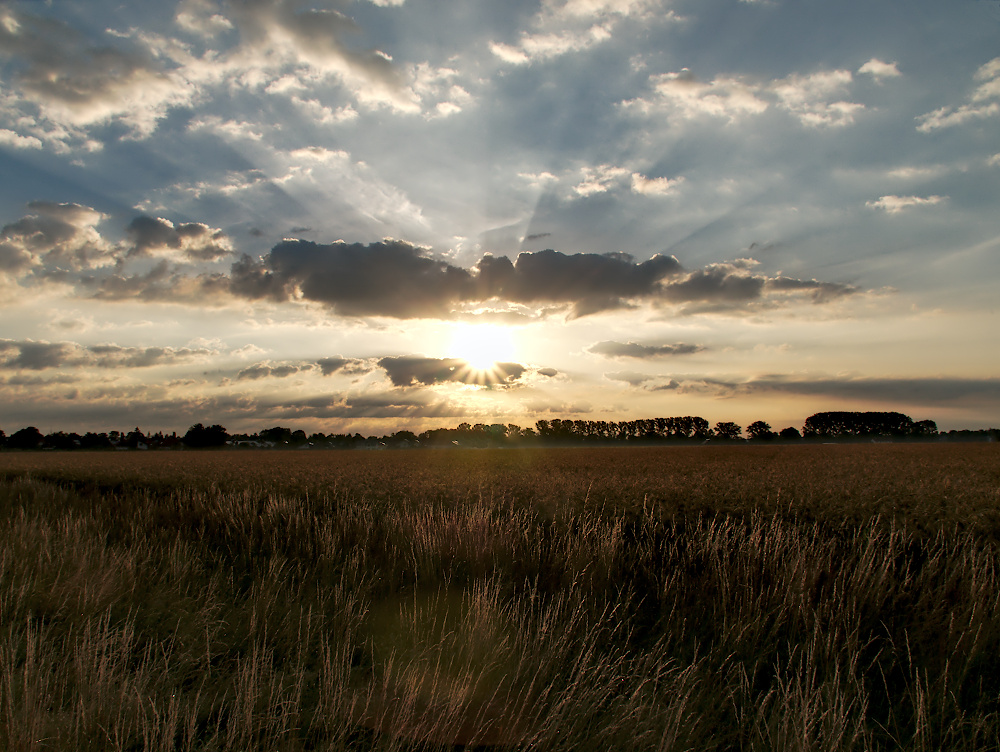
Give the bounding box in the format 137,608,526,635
917,57,1000,131
631,173,684,195
0,128,42,149
858,58,901,81
866,195,947,213
623,66,863,127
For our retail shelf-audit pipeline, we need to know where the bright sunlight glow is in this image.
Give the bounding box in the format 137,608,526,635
450,324,516,371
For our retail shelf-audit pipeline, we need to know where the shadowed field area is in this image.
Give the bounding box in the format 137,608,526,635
1,445,999,750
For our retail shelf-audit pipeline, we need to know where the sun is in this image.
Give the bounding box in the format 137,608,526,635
449,324,516,371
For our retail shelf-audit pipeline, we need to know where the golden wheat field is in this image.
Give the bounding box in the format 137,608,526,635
1,444,999,751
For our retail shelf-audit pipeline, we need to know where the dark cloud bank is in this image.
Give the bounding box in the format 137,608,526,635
228,239,858,318
3,203,861,319
0,339,212,370
126,216,232,261
378,356,527,387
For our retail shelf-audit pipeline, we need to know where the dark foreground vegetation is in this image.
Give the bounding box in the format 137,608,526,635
1,445,1000,751
3,410,996,452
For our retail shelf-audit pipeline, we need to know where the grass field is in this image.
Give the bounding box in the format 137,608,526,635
1,445,999,750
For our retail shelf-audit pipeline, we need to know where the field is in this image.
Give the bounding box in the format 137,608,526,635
1,444,999,750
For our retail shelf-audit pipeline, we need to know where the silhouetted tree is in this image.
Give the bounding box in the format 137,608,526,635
803,411,917,439
43,431,80,450
384,430,417,447
746,420,775,441
183,423,229,448
9,426,44,449
778,426,802,440
260,426,293,444
691,417,712,439
80,432,113,449
714,421,742,440
124,427,147,449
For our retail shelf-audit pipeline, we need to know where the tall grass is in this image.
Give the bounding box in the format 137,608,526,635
1,446,999,750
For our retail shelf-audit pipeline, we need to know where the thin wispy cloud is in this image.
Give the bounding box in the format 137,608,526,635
866,195,947,213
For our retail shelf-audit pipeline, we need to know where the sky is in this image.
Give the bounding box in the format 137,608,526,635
1,0,999,437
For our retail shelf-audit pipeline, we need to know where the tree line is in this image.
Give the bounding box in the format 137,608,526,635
1,411,997,451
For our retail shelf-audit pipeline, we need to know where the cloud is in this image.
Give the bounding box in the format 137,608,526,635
524,399,593,416
589,341,704,358
236,361,311,380
0,128,42,149
316,356,370,376
0,339,73,370
631,173,685,196
770,69,862,126
474,249,684,316
268,392,469,420
764,276,858,303
570,165,684,198
225,0,417,112
1,203,863,319
858,58,901,81
230,239,474,317
552,0,658,19
623,66,864,127
217,237,864,318
88,261,233,304
229,239,686,318
490,0,672,65
658,374,1000,408
175,0,234,38
0,0,456,150
187,116,263,142
87,344,215,368
917,57,1000,131
378,356,527,387
0,202,113,276
866,195,947,213
0,339,213,370
605,371,676,388
623,68,768,122
0,6,196,138
652,260,859,311
490,25,613,65
232,344,268,359
659,259,766,304
316,357,349,376
573,165,632,196
126,215,234,261
916,102,1000,131
1,373,80,387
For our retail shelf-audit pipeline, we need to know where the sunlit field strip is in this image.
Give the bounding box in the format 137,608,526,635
2,444,999,527
1,444,999,750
